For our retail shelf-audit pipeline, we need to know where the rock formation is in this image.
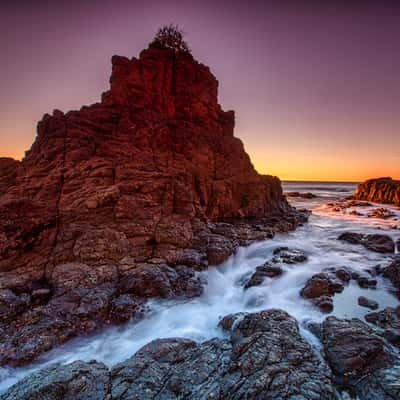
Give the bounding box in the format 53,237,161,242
0,39,307,364
5,308,400,399
338,232,395,253
354,177,400,205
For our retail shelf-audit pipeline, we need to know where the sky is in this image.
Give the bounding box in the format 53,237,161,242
1,0,399,182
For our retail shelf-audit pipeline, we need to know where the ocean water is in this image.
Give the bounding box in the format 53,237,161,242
1,181,400,392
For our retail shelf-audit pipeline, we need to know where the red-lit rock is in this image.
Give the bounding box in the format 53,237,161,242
0,45,307,365
354,177,400,206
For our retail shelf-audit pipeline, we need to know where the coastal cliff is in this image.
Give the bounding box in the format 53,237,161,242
354,177,400,206
0,41,306,365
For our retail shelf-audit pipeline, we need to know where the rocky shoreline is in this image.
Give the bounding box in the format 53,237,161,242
0,211,308,367
3,300,400,399
1,208,400,398
2,33,400,400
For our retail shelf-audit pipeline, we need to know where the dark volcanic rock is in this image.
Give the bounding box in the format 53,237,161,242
382,256,400,292
0,289,30,322
353,177,400,206
0,41,309,365
301,273,344,298
0,284,118,366
356,276,377,289
301,272,344,312
358,296,378,310
335,268,352,283
118,263,202,298
110,309,336,399
244,262,283,289
321,316,400,398
365,306,400,347
338,232,395,253
243,246,306,289
338,232,364,245
364,234,396,253
272,246,308,264
2,310,337,400
0,360,110,400
110,294,147,324
285,191,317,199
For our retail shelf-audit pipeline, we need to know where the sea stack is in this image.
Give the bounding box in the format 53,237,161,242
0,34,307,365
353,177,400,206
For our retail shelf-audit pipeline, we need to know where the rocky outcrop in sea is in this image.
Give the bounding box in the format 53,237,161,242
354,177,400,206
0,39,307,366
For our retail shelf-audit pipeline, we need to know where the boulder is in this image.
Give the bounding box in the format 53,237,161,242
365,306,400,347
272,246,308,264
301,272,344,312
382,256,400,291
244,262,283,289
338,232,395,253
321,316,400,398
358,296,378,310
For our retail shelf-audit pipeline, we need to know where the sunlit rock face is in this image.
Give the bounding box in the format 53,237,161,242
0,45,305,364
354,177,400,206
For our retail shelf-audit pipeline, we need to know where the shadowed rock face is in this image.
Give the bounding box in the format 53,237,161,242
0,45,307,365
354,177,400,206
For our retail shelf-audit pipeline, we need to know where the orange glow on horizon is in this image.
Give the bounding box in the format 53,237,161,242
2,138,399,183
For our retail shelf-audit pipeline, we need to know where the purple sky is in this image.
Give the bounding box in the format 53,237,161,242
1,0,399,181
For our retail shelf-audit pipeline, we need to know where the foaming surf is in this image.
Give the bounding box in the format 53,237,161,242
1,181,400,392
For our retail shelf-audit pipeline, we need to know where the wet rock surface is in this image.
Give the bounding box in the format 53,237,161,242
320,316,400,399
382,256,400,294
243,247,306,289
1,309,337,400
301,272,345,312
272,246,308,264
358,296,379,310
365,306,400,347
0,360,110,400
244,262,283,289
338,232,395,253
0,264,201,366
